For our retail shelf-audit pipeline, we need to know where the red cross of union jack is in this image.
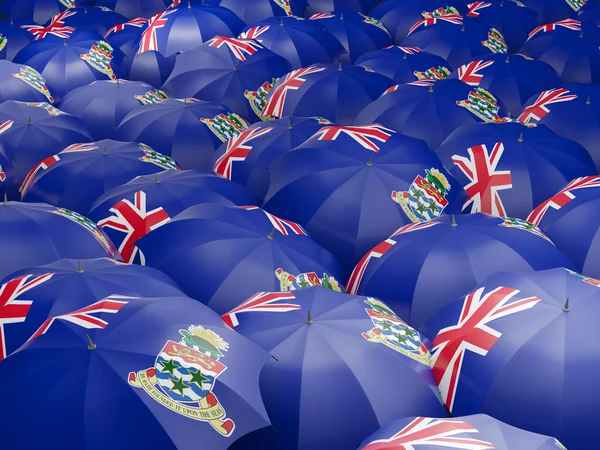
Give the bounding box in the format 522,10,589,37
19,155,60,197
0,119,14,135
21,11,76,40
313,124,395,152
105,17,147,37
239,206,307,236
0,273,54,361
452,142,513,217
398,46,423,55
527,176,600,225
516,88,577,124
98,190,171,264
407,14,463,36
238,25,271,41
467,2,492,17
59,143,99,153
221,292,299,328
527,19,581,41
261,65,327,118
347,239,396,295
213,126,274,179
207,36,263,62
137,9,175,54
457,59,494,86
309,13,336,20
390,221,442,238
431,286,540,410
362,417,494,450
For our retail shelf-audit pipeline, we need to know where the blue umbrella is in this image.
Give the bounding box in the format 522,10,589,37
20,140,180,214
0,152,17,200
348,213,575,331
58,79,165,140
360,414,566,450
212,116,331,202
14,28,126,101
355,78,509,149
262,124,467,278
260,63,393,124
238,16,349,70
93,0,169,20
521,0,580,23
104,16,147,65
115,98,250,170
133,4,245,57
519,19,600,84
137,203,343,314
422,267,600,450
0,19,35,61
161,37,292,123
127,49,176,88
304,0,377,15
0,0,90,25
307,11,393,63
526,176,600,278
435,122,595,220
579,1,600,28
448,54,562,118
0,201,118,280
46,5,128,36
0,59,55,103
355,45,452,84
0,294,269,449
224,287,447,450
206,0,306,23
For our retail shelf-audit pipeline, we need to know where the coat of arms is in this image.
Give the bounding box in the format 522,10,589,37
566,0,587,11
12,66,54,103
498,217,554,243
52,208,116,256
482,28,507,54
565,268,600,287
129,326,235,436
0,35,7,52
273,0,294,16
359,13,391,35
244,78,277,120
81,41,117,80
59,0,75,7
26,102,65,115
275,268,342,292
391,168,451,222
0,164,6,182
457,87,508,123
137,143,179,170
422,6,460,18
134,89,168,105
414,66,451,81
200,113,248,142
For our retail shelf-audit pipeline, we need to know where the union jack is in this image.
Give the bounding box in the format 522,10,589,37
390,221,442,238
0,120,14,135
19,155,61,196
407,79,435,87
362,417,494,450
221,292,300,328
407,14,463,36
467,2,492,17
0,273,54,361
59,142,99,153
309,13,336,20
207,36,263,62
261,65,326,118
347,239,396,295
431,286,540,410
527,19,581,41
452,143,513,217
238,25,271,41
21,11,76,40
398,46,422,55
105,17,147,37
213,126,274,179
457,60,494,86
313,124,395,152
516,88,577,123
98,190,171,264
137,9,175,54
383,85,400,95
239,206,307,236
527,176,600,225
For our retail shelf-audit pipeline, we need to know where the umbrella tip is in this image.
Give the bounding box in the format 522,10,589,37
287,118,292,129
27,117,31,124
461,24,465,32
306,309,314,324
3,193,7,205
580,31,584,38
84,7,87,12
103,145,107,155
518,132,523,142
340,13,344,20
367,155,373,166
587,96,591,105
403,52,407,59
451,214,457,226
64,39,67,45
428,84,434,93
267,228,275,240
506,54,509,63
280,18,284,26
116,79,120,86
86,334,96,350
77,260,84,273
188,0,191,7
338,62,343,71
155,173,160,183
563,297,570,312
233,66,238,71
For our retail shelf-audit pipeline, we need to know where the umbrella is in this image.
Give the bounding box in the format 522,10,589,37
0,152,17,200
14,27,126,101
355,45,452,85
115,97,250,170
57,79,165,140
355,78,509,150
224,287,447,450
94,0,170,20
434,122,595,220
516,84,600,172
0,201,119,280
262,123,468,278
401,14,508,70
161,36,292,123
211,116,331,202
238,16,349,70
360,414,566,450
260,63,393,124
307,11,393,63
133,4,245,57
304,0,377,15
104,16,147,65
0,59,55,103
127,49,176,88
521,0,580,23
207,0,307,23
46,5,128,36
526,176,600,278
20,140,180,214
348,213,575,331
519,19,600,84
0,0,91,25
579,1,600,28
448,54,562,118
136,202,343,314
422,267,600,450
0,19,35,61
0,293,270,449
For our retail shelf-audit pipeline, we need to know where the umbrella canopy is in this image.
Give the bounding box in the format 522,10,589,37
520,0,581,23
355,45,451,85
93,0,170,20
89,169,259,264
0,294,270,449
348,213,575,331
0,19,35,61
238,16,349,70
0,0,91,25
225,287,447,450
526,176,600,278
104,16,147,65
579,1,600,28
20,140,180,214
355,78,509,149
126,49,176,88
115,97,249,170
434,122,596,220
519,19,600,84
208,0,306,23
0,59,55,103
212,116,331,202
137,202,343,314
422,267,600,450
360,414,566,450
162,36,292,123
304,0,377,15
260,63,393,124
448,54,562,118
57,79,165,140
262,124,468,278
0,201,118,280
307,11,393,63
46,5,128,35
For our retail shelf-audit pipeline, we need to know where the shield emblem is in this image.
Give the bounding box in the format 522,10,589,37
367,310,428,356
393,171,450,222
